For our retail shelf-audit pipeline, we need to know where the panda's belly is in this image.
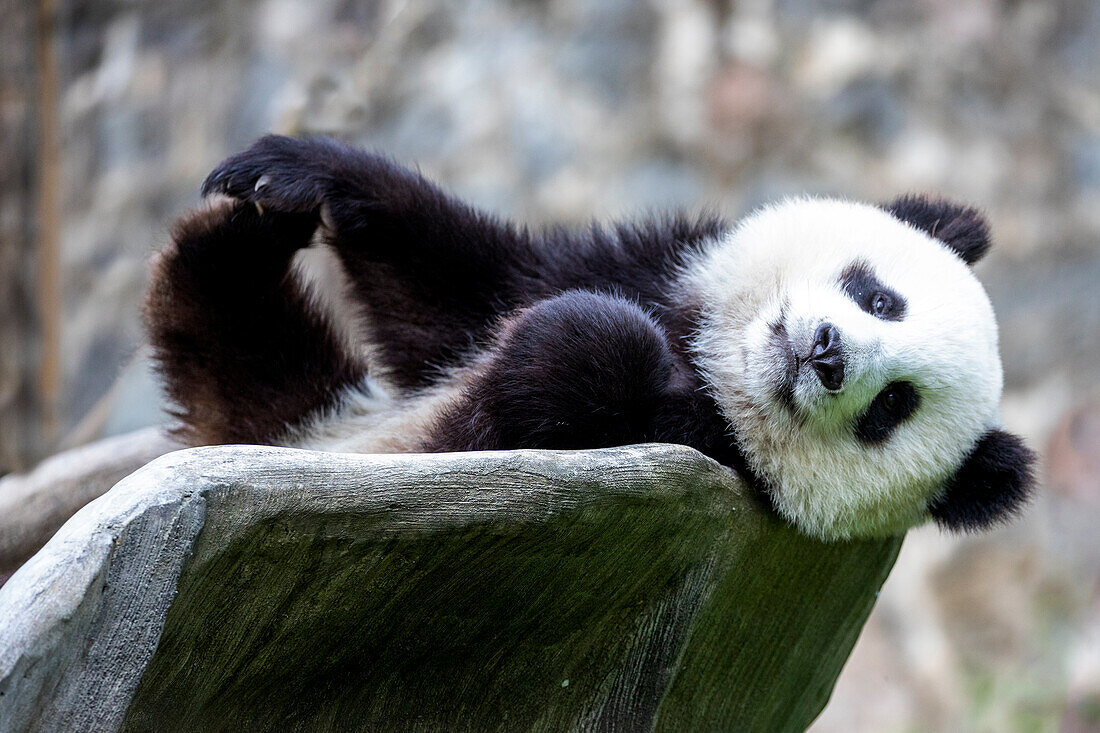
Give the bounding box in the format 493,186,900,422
288,374,465,455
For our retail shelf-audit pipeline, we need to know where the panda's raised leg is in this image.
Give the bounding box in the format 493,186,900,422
201,135,535,392
145,200,366,445
421,291,676,452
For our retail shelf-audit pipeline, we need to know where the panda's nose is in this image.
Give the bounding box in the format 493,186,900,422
810,323,845,390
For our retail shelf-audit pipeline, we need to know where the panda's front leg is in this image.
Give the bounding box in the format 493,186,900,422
423,291,676,452
201,135,536,392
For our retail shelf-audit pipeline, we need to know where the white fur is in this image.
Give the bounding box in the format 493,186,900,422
288,376,465,455
683,197,1002,540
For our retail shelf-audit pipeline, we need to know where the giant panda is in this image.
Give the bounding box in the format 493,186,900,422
145,134,1035,541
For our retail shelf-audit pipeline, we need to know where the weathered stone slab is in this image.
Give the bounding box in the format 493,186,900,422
0,444,902,732
0,427,181,577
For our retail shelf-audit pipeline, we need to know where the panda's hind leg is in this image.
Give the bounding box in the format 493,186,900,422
423,290,675,452
145,199,367,445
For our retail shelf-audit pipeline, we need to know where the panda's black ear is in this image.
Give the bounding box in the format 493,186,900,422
883,194,992,265
928,429,1036,531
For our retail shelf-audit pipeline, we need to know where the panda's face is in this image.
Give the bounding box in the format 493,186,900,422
687,197,1025,540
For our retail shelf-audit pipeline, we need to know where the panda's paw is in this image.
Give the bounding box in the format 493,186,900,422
201,135,333,215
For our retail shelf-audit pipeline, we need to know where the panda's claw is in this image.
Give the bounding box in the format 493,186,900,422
199,170,221,198
200,135,328,215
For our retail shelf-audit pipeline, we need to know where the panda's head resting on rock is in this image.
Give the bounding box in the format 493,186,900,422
685,194,1035,541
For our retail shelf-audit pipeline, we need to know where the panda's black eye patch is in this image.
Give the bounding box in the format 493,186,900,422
855,381,920,444
840,261,907,321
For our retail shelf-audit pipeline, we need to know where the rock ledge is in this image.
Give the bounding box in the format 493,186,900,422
0,444,901,732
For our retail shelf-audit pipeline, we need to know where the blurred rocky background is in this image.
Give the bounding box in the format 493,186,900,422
2,0,1098,729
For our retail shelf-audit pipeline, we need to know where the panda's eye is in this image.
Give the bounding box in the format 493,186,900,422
871,292,892,316
883,388,898,411
840,262,907,321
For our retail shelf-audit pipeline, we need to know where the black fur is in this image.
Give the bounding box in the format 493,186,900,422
154,136,737,466
425,291,675,451
144,201,365,445
883,194,992,265
928,429,1036,530
854,381,920,445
